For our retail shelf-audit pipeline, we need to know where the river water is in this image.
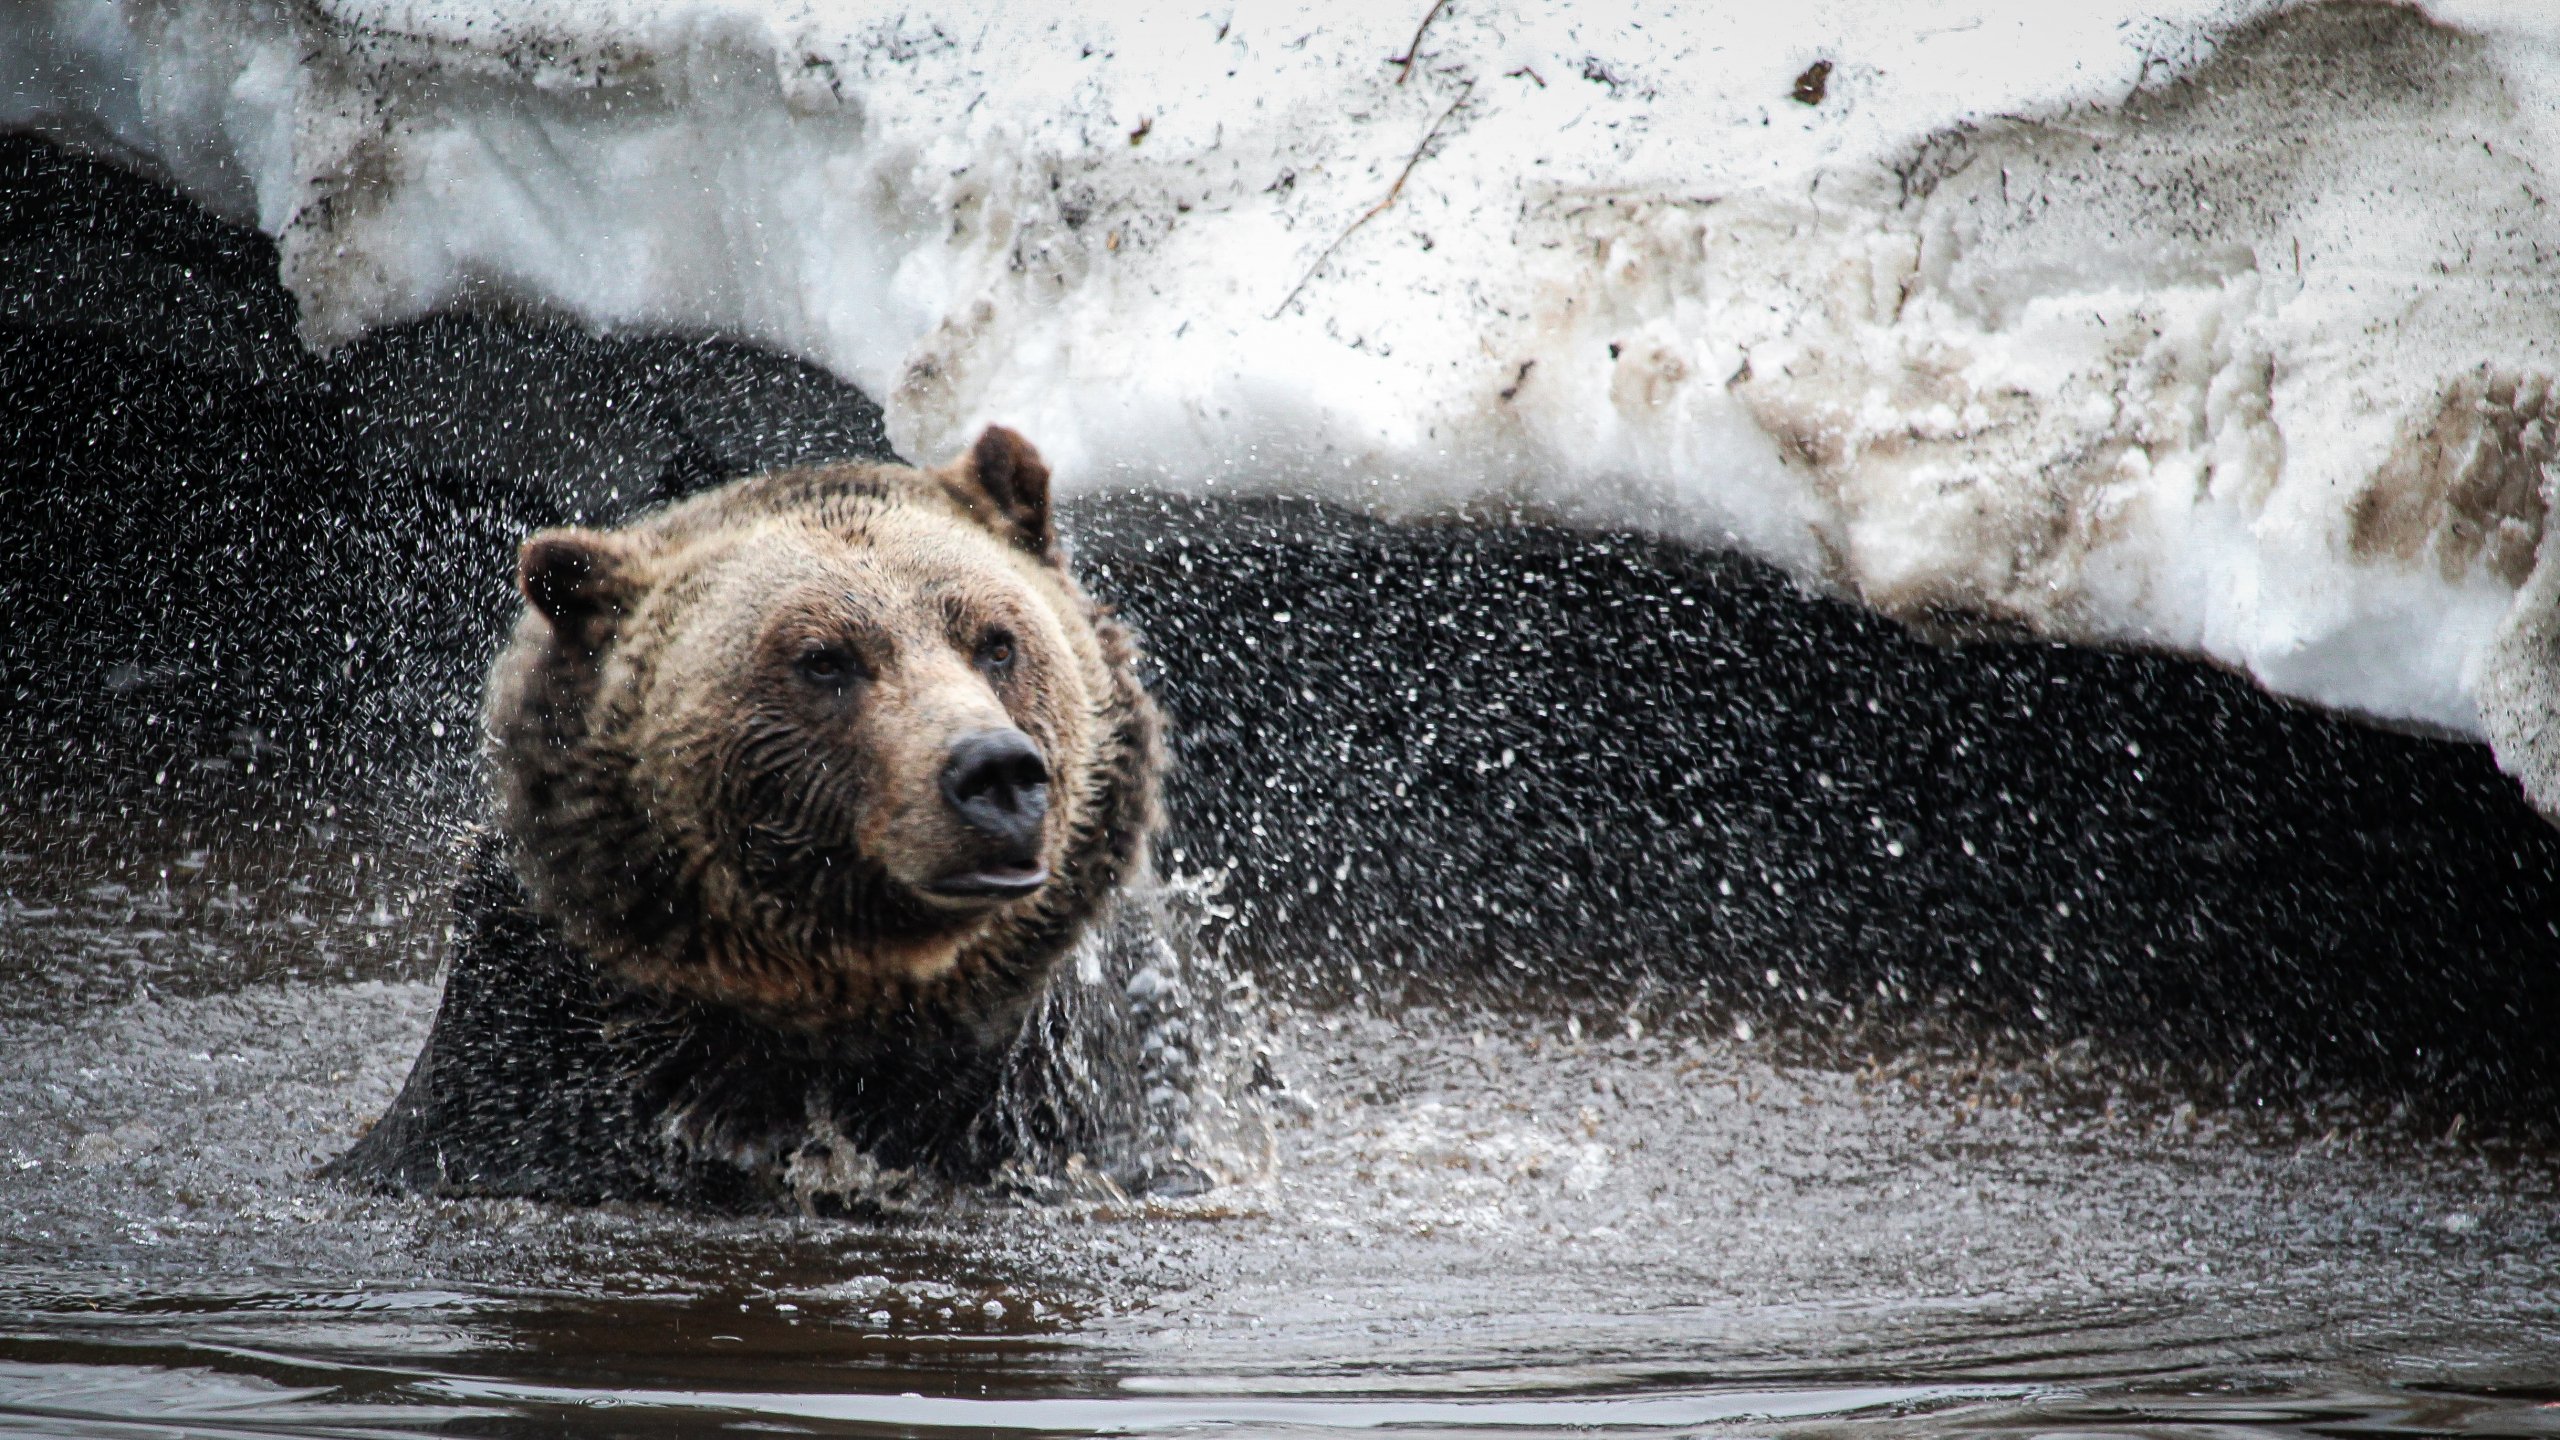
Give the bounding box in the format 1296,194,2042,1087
6,128,2560,1439
4,790,2559,1439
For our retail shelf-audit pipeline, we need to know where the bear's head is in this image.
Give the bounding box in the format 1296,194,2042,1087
483,427,1159,1032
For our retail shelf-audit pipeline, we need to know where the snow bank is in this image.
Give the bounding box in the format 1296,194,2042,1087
11,0,2560,804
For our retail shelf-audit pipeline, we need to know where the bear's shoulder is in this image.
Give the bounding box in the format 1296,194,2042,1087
330,832,670,1201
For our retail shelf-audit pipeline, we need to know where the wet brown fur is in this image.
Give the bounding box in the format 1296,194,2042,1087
485,428,1162,1042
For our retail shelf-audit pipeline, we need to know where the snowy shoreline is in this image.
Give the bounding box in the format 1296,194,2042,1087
11,0,2560,807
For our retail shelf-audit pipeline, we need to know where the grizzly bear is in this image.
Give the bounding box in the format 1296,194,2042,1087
329,427,1167,1208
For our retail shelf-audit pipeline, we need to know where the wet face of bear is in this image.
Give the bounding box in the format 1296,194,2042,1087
707,530,1085,924
487,430,1137,1023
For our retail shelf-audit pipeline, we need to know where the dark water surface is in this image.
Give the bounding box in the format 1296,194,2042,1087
5,801,2559,1439
7,806,2560,1440
7,131,2560,1437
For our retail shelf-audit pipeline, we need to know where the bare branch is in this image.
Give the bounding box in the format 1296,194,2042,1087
1389,0,1452,84
1269,85,1472,320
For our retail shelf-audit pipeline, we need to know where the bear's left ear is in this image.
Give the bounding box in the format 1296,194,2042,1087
935,425,1055,558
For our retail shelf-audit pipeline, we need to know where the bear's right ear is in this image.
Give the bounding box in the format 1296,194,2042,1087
518,528,637,625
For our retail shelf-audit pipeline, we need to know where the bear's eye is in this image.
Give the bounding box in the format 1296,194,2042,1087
795,646,862,688
976,630,1017,674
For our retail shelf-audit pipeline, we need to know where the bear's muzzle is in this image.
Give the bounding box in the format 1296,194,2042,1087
929,728,1051,901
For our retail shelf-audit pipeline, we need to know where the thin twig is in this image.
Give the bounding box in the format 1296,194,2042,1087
1389,0,1452,84
1269,85,1471,320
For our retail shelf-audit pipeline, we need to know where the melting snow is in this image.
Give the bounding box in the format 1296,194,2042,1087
11,0,2560,804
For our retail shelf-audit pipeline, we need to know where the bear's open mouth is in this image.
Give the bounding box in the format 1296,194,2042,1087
926,865,1050,902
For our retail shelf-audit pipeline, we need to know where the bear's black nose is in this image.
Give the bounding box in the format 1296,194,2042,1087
941,729,1051,857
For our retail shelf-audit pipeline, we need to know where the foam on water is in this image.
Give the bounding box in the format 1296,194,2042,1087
12,0,2560,805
